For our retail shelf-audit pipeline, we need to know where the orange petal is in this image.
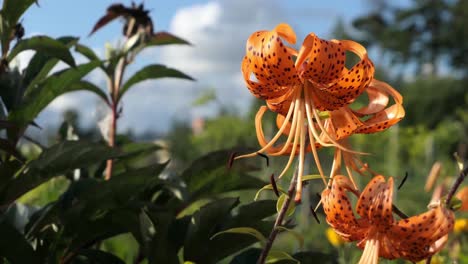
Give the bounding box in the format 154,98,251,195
390,204,455,262
355,103,405,134
242,24,300,100
356,176,394,228
321,175,364,241
329,107,363,140
353,86,390,116
300,39,374,111
296,34,346,84
456,186,468,211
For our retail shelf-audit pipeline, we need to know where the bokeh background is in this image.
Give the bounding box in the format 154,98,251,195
8,0,468,263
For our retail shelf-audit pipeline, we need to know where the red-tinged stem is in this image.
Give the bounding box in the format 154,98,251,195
257,168,298,264
104,99,118,180
446,165,468,208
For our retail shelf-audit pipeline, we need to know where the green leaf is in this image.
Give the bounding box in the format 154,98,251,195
286,251,339,264
118,64,194,101
0,218,37,263
183,199,276,264
8,35,76,67
147,31,191,46
75,43,100,62
180,149,266,203
230,248,261,264
266,251,299,264
211,227,267,246
0,138,24,162
23,36,79,90
0,140,122,206
183,198,239,263
192,89,216,106
67,80,109,105
276,194,295,217
254,184,287,201
1,0,37,28
77,249,126,264
9,60,100,127
275,226,304,248
301,174,324,182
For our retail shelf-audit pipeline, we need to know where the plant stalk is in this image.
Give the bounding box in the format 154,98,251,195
257,168,298,264
445,165,468,207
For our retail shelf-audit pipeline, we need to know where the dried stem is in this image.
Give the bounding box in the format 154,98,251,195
445,165,468,208
257,168,298,264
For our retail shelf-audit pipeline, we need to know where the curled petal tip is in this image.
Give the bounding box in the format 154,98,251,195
274,23,296,44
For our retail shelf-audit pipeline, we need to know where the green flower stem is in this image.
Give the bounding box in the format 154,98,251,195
257,167,298,264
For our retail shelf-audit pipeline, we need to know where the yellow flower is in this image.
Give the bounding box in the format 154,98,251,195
454,218,468,233
326,227,345,247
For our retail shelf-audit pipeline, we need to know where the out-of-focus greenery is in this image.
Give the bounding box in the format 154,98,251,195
0,0,467,263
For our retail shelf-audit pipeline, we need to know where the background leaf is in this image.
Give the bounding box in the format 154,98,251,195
0,140,122,206
7,35,76,67
9,60,100,127
118,64,194,101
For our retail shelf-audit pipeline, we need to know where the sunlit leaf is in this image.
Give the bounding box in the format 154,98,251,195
211,227,267,246
0,140,122,206
0,138,24,162
23,36,79,90
77,249,126,264
276,194,295,217
9,60,100,127
192,89,216,106
8,35,76,67
75,43,100,62
275,226,304,248
118,64,194,101
254,184,287,201
301,174,324,182
266,251,299,264
1,0,38,28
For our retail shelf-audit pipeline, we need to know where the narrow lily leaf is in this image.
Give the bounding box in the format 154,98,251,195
1,0,38,27
7,35,76,67
276,194,295,217
118,64,194,101
9,60,100,126
266,251,299,264
210,227,267,246
275,226,304,248
75,43,100,61
147,31,191,46
23,36,79,90
0,140,122,206
254,184,287,201
301,174,324,182
0,218,38,263
67,80,110,105
0,138,24,162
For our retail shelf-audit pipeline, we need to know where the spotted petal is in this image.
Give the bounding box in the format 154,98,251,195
321,176,365,241
242,24,299,100
356,176,394,228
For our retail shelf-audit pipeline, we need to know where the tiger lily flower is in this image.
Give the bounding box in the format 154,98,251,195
236,23,404,202
456,186,468,211
321,175,455,264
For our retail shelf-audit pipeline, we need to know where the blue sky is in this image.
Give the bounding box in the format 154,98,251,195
15,0,408,136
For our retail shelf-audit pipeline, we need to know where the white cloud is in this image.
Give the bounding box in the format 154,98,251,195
122,0,286,133
13,0,287,136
